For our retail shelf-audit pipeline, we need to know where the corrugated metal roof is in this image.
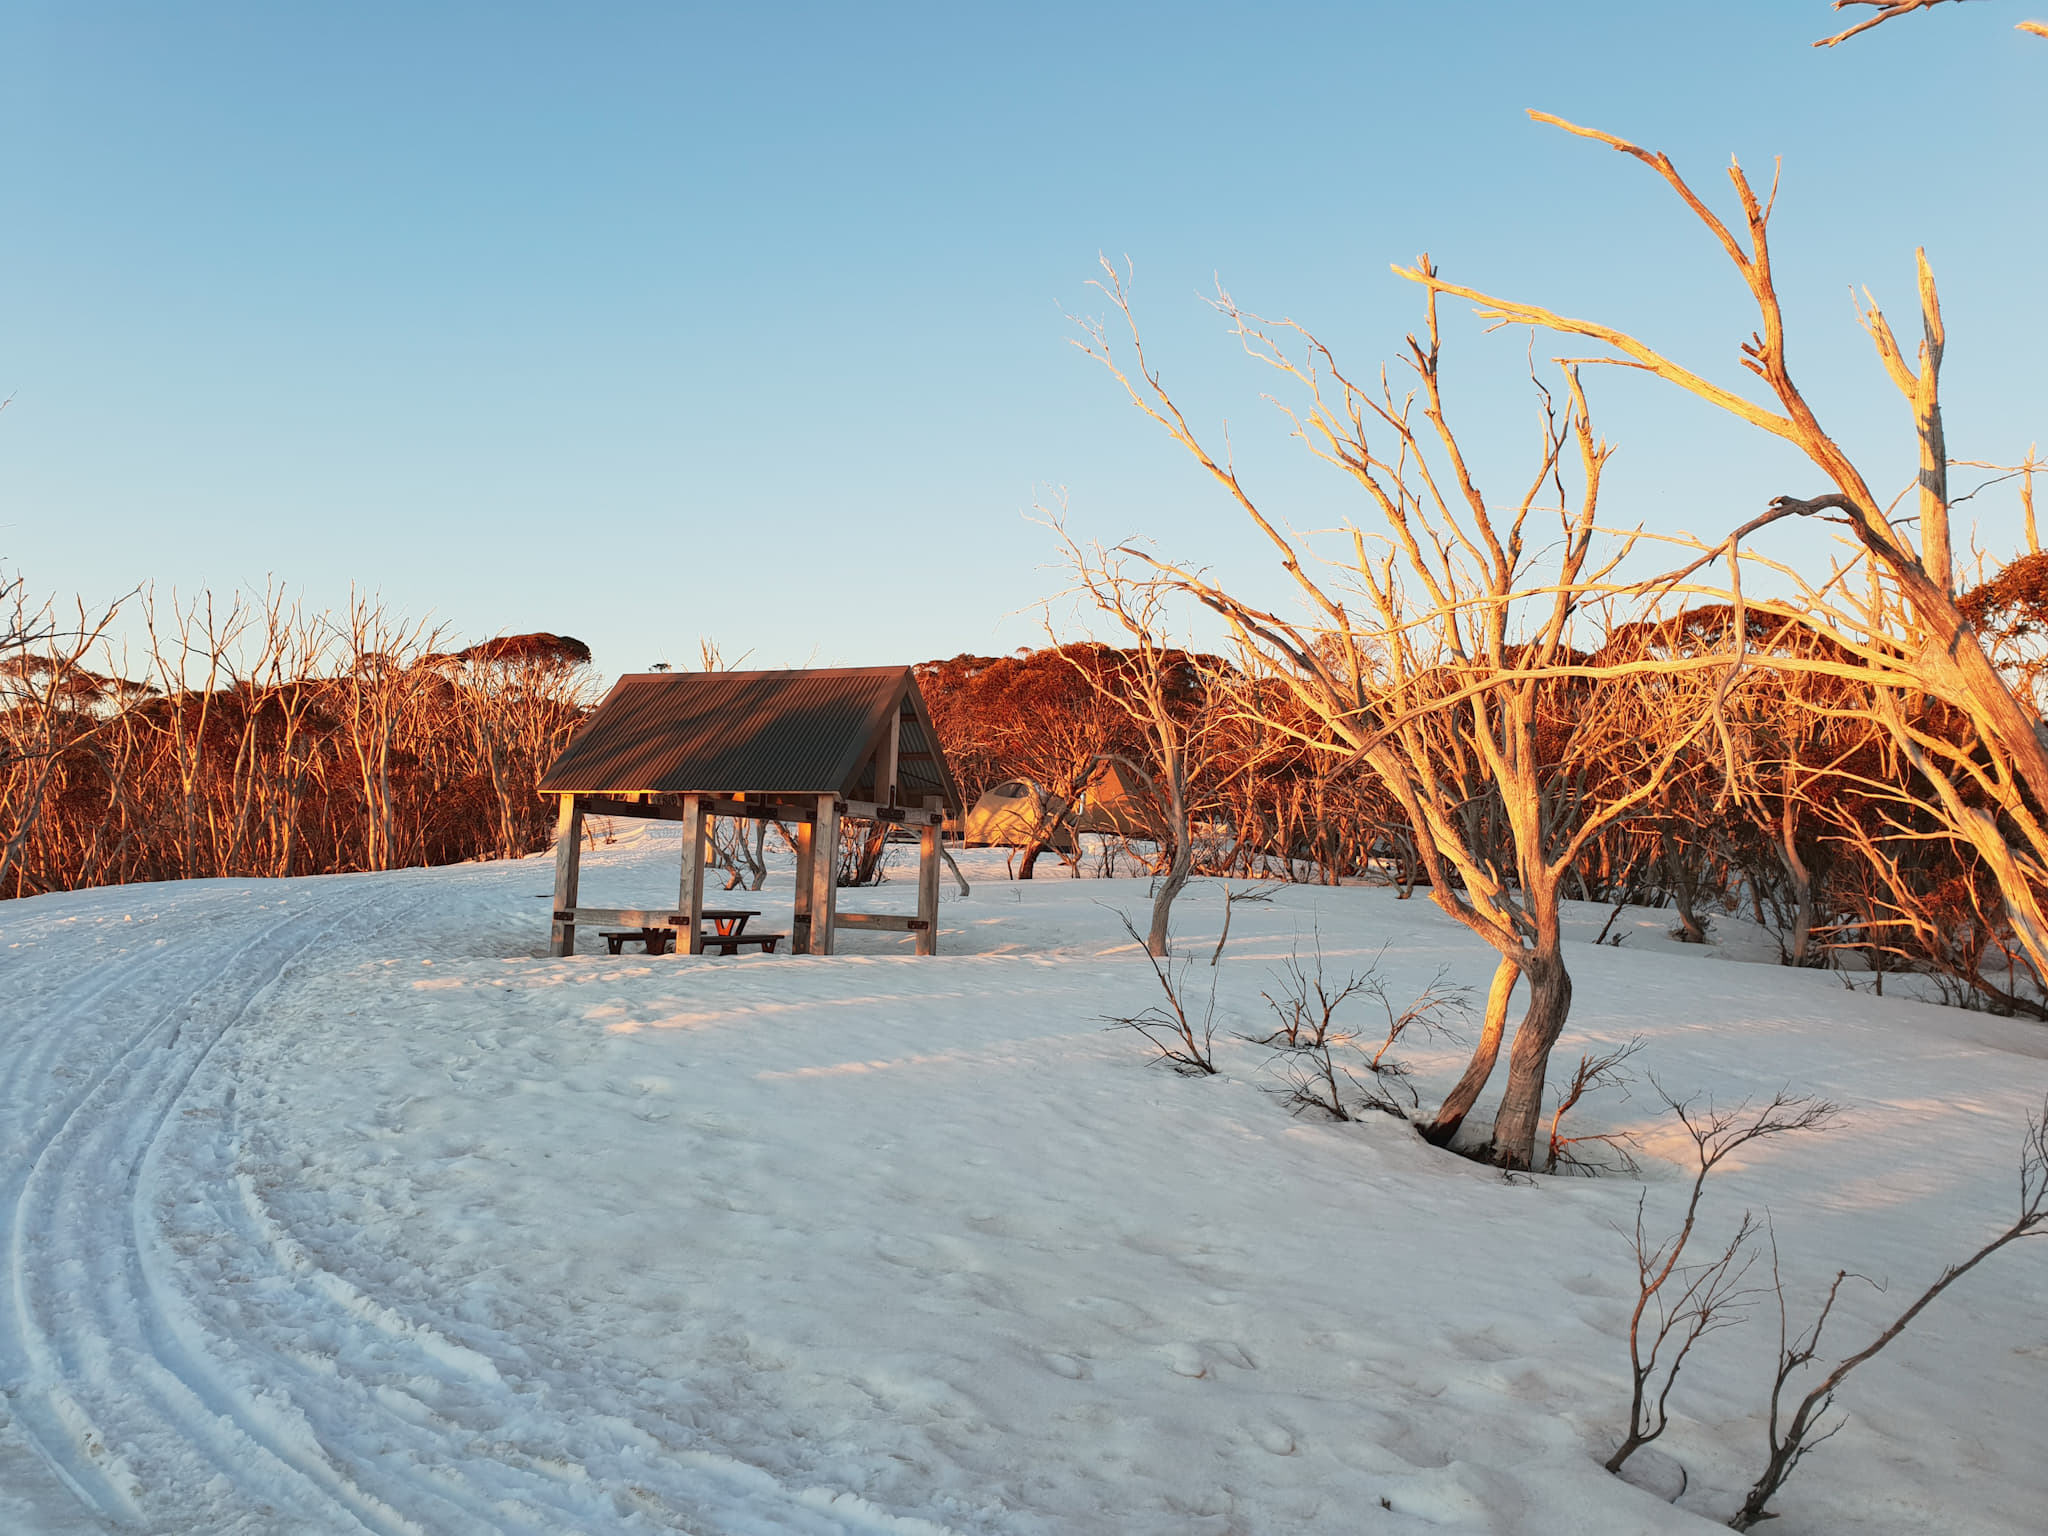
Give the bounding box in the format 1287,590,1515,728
538,667,962,809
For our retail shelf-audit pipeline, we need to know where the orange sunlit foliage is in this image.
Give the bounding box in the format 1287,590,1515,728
0,588,593,897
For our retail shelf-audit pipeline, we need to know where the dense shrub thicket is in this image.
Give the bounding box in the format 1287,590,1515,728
917,611,2047,1020
4,577,2041,1018
0,586,593,894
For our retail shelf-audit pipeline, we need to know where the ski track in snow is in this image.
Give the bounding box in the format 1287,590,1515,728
0,870,985,1535
1,831,2045,1535
0,881,458,1530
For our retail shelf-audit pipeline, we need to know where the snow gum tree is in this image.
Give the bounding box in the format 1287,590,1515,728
1075,264,1709,1167
1050,529,1215,957
1403,110,2048,993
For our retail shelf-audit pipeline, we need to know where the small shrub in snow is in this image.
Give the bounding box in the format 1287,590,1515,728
1102,909,1218,1075
1248,939,1465,1122
1727,1098,2048,1531
1544,1037,1644,1176
1606,1087,1839,1480
1208,881,1275,966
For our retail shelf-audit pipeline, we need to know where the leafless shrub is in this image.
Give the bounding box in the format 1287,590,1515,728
1727,1097,2048,1530
1209,880,1275,965
1102,908,1217,1075
1354,963,1467,1116
1605,1087,1840,1478
1250,939,1465,1121
1545,1037,1645,1176
1249,937,1373,1118
1593,899,1632,947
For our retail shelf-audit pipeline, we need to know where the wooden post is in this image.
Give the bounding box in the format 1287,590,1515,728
678,793,707,955
792,817,816,954
916,821,942,956
810,793,840,955
881,707,901,804
550,793,584,957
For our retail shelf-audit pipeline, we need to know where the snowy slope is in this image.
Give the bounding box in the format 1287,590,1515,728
0,825,2043,1534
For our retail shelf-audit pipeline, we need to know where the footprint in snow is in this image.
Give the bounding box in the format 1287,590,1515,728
1165,1343,1209,1378
873,1234,935,1269
1449,1329,1516,1363
1251,1423,1297,1456
1041,1351,1088,1380
1209,1341,1257,1370
1559,1269,1621,1298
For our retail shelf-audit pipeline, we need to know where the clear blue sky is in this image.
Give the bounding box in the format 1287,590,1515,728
3,1,2042,680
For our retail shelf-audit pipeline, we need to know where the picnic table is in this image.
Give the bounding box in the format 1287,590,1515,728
599,909,785,956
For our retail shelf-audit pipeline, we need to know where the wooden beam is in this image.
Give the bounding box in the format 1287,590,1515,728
705,797,813,824
552,907,688,928
881,707,900,805
550,794,584,956
679,793,708,956
835,799,944,826
792,816,815,954
832,912,931,931
575,794,812,825
575,796,687,821
576,793,928,826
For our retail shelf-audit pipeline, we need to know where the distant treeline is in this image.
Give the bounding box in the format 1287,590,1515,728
4,575,2037,1017
916,618,2043,1020
0,584,592,895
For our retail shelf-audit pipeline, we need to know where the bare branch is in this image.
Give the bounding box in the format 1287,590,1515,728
1815,0,1978,49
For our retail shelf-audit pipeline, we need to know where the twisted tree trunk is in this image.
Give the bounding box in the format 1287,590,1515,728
1488,944,1574,1169
1424,955,1519,1146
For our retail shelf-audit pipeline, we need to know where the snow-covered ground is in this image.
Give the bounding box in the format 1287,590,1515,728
1,823,2043,1535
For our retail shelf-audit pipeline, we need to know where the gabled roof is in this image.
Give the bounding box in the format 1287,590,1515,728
538,667,961,809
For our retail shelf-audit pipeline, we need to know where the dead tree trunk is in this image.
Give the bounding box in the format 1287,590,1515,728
1488,941,1574,1162
1424,954,1519,1145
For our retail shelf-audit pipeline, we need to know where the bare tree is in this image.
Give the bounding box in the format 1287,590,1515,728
1052,529,1213,957
333,592,446,872
1075,264,1713,1166
1728,1098,2048,1530
0,582,127,896
1605,1089,1839,1477
1404,114,2048,995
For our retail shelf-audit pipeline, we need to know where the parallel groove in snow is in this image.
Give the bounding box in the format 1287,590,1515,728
0,870,956,1535
4,887,429,1528
4,834,2042,1534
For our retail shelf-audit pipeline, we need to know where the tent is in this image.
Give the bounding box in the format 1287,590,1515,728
963,780,1074,850
962,758,1157,849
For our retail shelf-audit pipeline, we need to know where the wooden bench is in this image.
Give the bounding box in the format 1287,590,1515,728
601,928,676,955
701,932,785,956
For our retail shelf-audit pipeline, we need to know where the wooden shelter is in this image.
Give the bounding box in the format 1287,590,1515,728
536,667,963,958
